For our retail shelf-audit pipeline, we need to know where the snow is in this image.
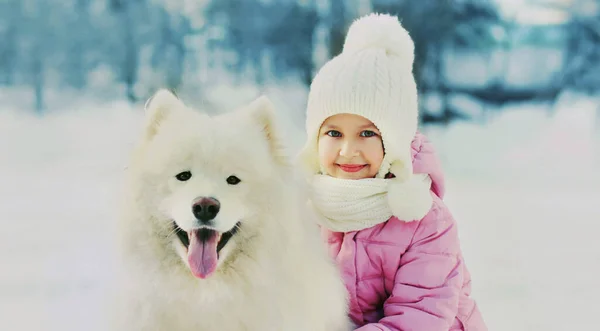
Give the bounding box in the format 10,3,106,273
422,92,600,330
0,87,598,330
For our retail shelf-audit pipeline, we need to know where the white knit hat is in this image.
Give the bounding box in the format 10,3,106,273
299,13,419,182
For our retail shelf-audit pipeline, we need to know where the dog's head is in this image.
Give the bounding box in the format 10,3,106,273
132,89,290,279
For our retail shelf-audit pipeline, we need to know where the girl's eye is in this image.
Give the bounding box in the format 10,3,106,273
326,130,342,137
175,171,192,181
360,130,377,138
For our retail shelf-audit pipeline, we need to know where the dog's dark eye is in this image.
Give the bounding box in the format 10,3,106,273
175,171,192,181
226,175,241,185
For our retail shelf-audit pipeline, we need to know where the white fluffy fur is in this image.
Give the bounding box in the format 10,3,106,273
112,90,351,331
387,173,433,222
343,13,415,67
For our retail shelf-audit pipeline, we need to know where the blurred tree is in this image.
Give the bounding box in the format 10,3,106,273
60,0,93,89
19,0,61,114
327,0,348,58
150,7,192,91
205,0,269,84
205,0,319,86
266,2,319,86
108,0,143,102
560,0,600,94
0,0,21,86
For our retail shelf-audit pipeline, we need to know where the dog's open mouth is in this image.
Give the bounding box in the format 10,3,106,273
173,222,240,279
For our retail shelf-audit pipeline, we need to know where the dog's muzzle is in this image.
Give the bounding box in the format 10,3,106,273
173,221,241,279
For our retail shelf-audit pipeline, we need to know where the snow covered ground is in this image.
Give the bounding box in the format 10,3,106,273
0,89,598,330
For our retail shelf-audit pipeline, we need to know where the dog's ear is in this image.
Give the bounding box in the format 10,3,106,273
143,89,185,141
245,95,289,166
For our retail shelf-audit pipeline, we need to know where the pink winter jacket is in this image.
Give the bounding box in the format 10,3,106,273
321,133,487,331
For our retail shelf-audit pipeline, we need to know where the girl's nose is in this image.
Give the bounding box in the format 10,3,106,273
339,140,359,158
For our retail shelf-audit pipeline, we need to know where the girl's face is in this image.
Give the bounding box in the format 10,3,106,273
317,113,384,179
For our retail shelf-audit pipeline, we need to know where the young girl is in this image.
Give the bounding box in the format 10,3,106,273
298,14,487,330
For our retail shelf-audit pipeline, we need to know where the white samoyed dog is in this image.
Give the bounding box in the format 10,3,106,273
112,89,351,331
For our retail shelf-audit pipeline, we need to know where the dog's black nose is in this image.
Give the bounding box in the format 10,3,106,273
192,197,220,223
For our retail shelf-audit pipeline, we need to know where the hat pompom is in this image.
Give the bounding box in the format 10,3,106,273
343,13,415,67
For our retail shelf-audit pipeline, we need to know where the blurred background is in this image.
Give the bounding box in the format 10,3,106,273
0,0,599,330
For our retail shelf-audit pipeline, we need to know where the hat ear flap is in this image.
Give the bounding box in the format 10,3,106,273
389,160,411,182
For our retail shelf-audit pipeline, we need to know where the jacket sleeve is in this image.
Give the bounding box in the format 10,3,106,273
355,202,464,331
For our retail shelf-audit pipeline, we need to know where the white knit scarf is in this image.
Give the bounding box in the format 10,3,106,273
309,173,433,233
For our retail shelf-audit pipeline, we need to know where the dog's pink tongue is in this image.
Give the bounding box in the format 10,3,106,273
187,229,219,279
